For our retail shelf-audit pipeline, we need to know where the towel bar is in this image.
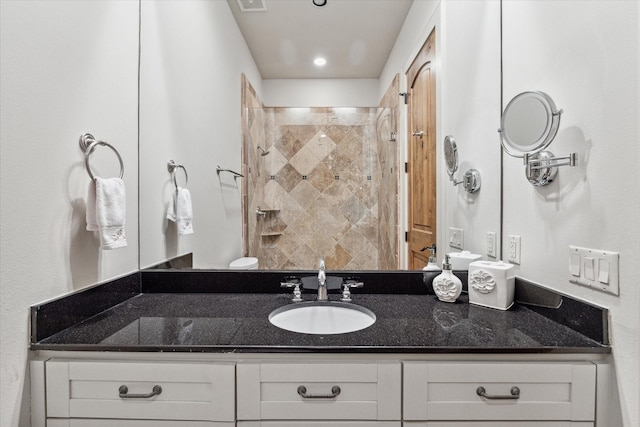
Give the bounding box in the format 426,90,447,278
79,133,124,181
216,166,244,178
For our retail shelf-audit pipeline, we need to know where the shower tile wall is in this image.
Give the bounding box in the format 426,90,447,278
259,107,379,270
242,75,399,270
240,74,266,260
376,74,400,270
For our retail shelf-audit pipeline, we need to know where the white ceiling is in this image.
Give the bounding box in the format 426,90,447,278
226,0,414,79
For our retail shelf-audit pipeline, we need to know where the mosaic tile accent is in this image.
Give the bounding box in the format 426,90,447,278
241,75,400,270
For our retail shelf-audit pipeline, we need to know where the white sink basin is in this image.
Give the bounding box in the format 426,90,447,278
269,301,376,335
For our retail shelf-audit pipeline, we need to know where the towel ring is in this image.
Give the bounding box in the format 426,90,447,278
79,133,124,181
167,160,188,190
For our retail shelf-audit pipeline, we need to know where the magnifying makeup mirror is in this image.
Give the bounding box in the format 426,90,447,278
444,135,481,193
444,135,459,179
499,91,561,157
499,91,577,186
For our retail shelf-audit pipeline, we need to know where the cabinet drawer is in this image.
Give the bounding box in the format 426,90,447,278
47,420,233,427
237,362,401,420
403,362,595,422
45,360,235,421
403,423,593,426
239,423,400,427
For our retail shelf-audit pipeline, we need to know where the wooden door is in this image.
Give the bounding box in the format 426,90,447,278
406,29,437,269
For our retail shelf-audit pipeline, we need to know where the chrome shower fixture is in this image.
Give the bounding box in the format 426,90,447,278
257,145,270,156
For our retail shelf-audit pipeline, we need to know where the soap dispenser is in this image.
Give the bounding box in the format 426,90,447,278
432,254,462,303
422,246,440,271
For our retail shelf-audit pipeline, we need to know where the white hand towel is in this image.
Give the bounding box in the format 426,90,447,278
86,177,127,249
86,181,98,232
167,187,193,235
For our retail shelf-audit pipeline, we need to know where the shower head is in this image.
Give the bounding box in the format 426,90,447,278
257,145,270,156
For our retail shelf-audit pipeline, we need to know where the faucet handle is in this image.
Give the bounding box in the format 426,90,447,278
344,279,364,288
281,280,303,302
341,280,364,302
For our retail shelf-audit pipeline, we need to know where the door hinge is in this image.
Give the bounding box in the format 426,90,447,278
399,92,409,104
405,232,408,242
405,162,408,173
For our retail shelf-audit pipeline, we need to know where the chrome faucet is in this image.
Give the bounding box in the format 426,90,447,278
317,258,327,301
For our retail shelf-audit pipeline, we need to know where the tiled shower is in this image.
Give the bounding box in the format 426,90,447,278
242,75,399,270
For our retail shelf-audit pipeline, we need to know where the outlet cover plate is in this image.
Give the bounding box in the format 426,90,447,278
508,235,521,264
449,228,464,250
487,231,497,258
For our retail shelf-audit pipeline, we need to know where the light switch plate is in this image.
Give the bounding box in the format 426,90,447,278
449,227,464,250
569,245,619,295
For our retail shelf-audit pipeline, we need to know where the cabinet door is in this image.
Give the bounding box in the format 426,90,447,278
237,362,401,421
403,362,595,422
46,360,235,422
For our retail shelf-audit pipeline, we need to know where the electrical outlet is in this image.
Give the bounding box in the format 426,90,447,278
508,235,521,264
487,232,497,258
449,227,464,249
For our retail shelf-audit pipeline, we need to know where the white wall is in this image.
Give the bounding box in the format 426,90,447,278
0,1,140,426
139,0,262,269
502,1,639,426
379,0,440,100
440,0,502,259
262,79,379,107
379,0,502,264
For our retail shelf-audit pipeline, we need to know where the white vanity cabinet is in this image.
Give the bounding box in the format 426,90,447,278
34,357,604,427
236,361,401,425
43,360,235,426
403,362,596,426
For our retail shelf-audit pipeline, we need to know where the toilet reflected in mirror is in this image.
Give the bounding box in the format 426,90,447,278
229,257,259,270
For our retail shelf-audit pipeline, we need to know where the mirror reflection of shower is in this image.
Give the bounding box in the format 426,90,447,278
257,145,270,156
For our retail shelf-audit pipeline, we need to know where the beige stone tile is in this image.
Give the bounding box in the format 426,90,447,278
289,180,320,210
340,195,368,225
262,147,287,176
347,241,378,270
308,163,335,192
261,245,290,270
306,130,337,161
274,127,304,159
337,227,367,256
274,163,301,193
277,228,303,257
289,145,320,175
325,243,352,270
323,125,351,144
289,243,318,270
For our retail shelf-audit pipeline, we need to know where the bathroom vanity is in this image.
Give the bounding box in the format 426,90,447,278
30,270,611,426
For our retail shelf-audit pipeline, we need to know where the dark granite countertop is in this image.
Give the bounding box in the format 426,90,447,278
30,270,609,354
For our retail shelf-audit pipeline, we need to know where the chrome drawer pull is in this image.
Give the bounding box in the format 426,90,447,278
297,385,341,399
118,385,162,399
476,386,520,400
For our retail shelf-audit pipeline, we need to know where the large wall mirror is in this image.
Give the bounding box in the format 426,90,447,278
138,0,502,271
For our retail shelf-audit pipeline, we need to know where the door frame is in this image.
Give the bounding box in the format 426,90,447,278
397,6,445,269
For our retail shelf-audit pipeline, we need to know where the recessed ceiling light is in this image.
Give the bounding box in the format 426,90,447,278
314,57,327,66
312,0,327,7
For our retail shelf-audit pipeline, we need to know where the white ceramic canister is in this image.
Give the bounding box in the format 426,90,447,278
448,250,482,271
468,260,515,310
